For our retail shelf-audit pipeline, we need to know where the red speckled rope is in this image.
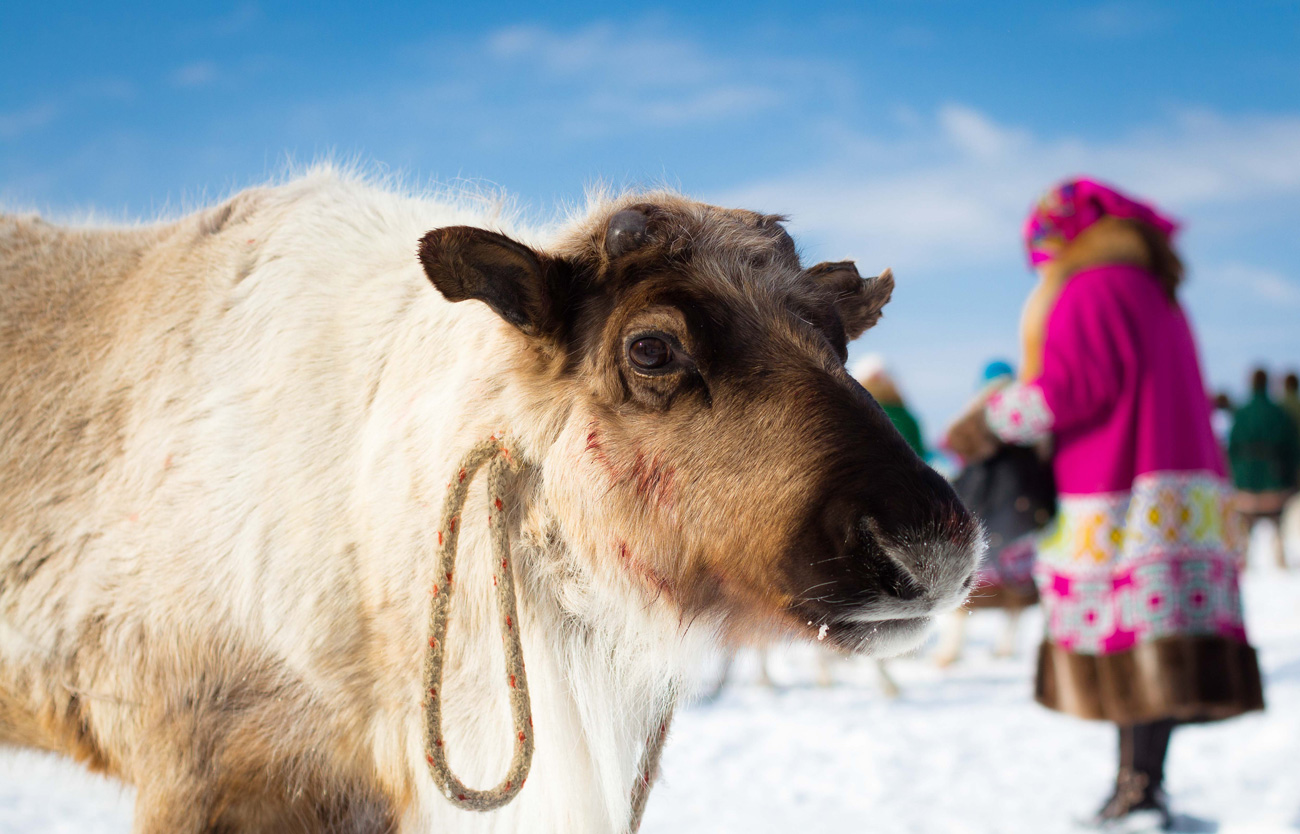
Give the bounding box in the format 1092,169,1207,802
423,438,532,811
422,436,673,830
627,709,673,832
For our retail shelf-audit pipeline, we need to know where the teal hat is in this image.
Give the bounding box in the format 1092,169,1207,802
982,360,1014,384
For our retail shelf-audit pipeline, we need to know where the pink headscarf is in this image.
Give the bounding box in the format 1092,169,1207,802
1023,177,1179,266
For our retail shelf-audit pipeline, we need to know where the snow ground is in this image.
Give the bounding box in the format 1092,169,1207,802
2,534,1298,833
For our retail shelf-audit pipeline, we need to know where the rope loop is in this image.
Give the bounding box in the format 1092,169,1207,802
627,710,673,833
423,438,532,811
421,435,672,830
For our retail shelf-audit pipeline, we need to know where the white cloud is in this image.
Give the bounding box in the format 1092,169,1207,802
78,78,136,101
479,21,795,130
211,3,260,36
937,104,1030,160
715,105,1300,271
1213,263,1300,306
1067,2,1167,39
171,61,219,89
0,103,59,140
1089,110,1300,203
488,22,728,85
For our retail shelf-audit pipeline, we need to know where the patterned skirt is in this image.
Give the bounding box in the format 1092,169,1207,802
1032,470,1264,724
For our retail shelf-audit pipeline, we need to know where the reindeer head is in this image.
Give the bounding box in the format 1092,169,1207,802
418,194,981,656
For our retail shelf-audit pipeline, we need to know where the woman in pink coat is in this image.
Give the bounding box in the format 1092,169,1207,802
950,178,1264,829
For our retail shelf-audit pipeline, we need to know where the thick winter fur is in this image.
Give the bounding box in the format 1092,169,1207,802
0,170,980,833
1038,215,1182,299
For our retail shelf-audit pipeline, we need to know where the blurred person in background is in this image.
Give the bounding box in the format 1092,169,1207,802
946,178,1264,831
1210,392,1236,451
853,354,927,459
1281,373,1300,469
1228,368,1299,569
935,359,1052,666
1281,374,1300,561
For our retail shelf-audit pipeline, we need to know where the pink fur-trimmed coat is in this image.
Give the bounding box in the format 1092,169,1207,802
987,264,1248,656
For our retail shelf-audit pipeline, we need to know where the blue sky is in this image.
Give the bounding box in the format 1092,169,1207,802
4,1,1299,436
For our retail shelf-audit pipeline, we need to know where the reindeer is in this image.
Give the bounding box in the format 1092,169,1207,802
0,169,981,833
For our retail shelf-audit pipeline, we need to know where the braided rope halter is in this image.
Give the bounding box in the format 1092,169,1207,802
422,437,672,831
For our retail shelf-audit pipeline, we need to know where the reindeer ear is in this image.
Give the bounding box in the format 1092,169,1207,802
806,261,895,340
418,227,568,337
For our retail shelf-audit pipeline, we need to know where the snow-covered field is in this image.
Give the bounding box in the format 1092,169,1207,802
3,533,1298,833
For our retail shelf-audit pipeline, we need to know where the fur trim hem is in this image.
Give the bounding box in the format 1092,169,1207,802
1034,636,1265,724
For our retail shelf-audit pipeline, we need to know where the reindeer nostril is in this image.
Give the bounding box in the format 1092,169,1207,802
878,558,925,601
848,520,925,602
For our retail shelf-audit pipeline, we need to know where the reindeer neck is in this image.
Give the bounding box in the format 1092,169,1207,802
393,313,697,831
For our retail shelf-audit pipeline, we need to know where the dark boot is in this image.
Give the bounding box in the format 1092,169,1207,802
1092,722,1175,830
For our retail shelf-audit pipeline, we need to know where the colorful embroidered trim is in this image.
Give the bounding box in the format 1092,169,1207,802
1033,471,1248,654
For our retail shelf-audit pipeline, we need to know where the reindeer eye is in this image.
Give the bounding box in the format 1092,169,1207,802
628,336,673,371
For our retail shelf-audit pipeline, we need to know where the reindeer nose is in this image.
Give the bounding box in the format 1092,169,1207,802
845,475,982,609
779,464,983,657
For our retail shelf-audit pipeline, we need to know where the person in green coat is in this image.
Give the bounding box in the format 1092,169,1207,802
1282,373,1300,475
1228,368,1299,567
880,399,926,459
852,355,927,458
